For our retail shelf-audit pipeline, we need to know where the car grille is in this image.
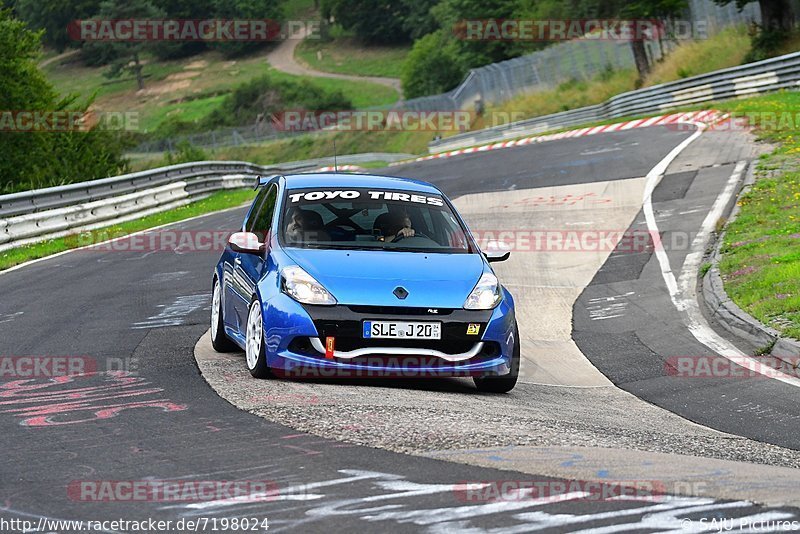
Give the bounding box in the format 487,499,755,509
288,337,501,361
347,305,454,316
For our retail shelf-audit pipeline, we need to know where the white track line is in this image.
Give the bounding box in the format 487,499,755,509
643,122,800,388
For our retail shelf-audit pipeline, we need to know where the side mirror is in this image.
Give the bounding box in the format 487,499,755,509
229,232,265,255
483,240,511,263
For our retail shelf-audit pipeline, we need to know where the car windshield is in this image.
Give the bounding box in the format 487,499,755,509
280,187,472,253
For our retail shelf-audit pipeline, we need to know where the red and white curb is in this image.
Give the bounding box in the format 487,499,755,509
391,110,729,166
313,164,366,172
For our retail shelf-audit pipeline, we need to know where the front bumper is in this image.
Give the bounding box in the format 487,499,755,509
261,293,516,378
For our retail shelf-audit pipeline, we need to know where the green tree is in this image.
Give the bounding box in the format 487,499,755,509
400,0,439,40
401,29,465,98
151,0,215,59
0,9,55,191
399,0,523,98
716,0,794,32
0,9,126,193
211,0,284,57
91,0,165,90
614,0,688,80
715,0,795,60
431,0,520,67
506,0,620,57
321,0,411,44
15,0,101,51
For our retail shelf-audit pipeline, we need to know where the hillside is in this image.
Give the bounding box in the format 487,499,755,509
42,48,399,136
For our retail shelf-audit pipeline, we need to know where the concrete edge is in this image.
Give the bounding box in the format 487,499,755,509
194,331,800,508
701,161,800,362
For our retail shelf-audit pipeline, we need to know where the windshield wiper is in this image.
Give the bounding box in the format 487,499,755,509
383,247,450,253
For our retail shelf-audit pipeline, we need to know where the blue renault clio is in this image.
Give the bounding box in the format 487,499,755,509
211,173,519,392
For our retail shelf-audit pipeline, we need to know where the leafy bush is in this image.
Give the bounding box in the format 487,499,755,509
206,74,353,127
151,74,353,138
744,29,792,63
401,30,465,98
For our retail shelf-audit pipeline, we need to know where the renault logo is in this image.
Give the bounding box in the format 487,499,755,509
393,286,409,300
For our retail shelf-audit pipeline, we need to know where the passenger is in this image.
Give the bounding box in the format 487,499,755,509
285,209,330,243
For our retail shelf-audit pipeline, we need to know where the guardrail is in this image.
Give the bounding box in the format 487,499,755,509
429,50,800,153
0,153,413,252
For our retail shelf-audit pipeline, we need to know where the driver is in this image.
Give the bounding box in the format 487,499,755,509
378,210,415,242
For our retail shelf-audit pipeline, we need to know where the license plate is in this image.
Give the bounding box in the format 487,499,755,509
363,321,442,340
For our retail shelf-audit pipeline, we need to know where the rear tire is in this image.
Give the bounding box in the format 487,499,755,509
211,278,238,353
474,322,520,393
245,299,272,379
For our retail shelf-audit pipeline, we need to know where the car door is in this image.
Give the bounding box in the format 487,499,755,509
229,183,278,327
224,185,270,333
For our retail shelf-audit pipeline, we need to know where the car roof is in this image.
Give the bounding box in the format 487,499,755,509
282,172,442,195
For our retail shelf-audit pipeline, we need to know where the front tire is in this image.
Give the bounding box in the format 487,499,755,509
474,322,519,393
211,278,238,352
245,299,272,379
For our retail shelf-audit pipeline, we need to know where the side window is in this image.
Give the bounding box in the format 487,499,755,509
247,185,278,242
245,186,271,233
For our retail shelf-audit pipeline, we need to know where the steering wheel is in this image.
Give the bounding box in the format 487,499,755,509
392,231,430,243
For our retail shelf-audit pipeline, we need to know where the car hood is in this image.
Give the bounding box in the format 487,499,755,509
283,248,485,308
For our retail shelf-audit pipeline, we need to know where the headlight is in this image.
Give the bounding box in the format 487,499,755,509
281,266,337,305
464,272,501,310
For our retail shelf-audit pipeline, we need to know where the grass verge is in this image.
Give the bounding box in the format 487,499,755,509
0,188,255,272
713,91,800,340
296,36,409,78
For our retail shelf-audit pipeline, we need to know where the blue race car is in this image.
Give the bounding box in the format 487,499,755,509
210,173,519,393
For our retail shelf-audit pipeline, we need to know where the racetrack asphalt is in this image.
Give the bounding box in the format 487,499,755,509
1,124,799,532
